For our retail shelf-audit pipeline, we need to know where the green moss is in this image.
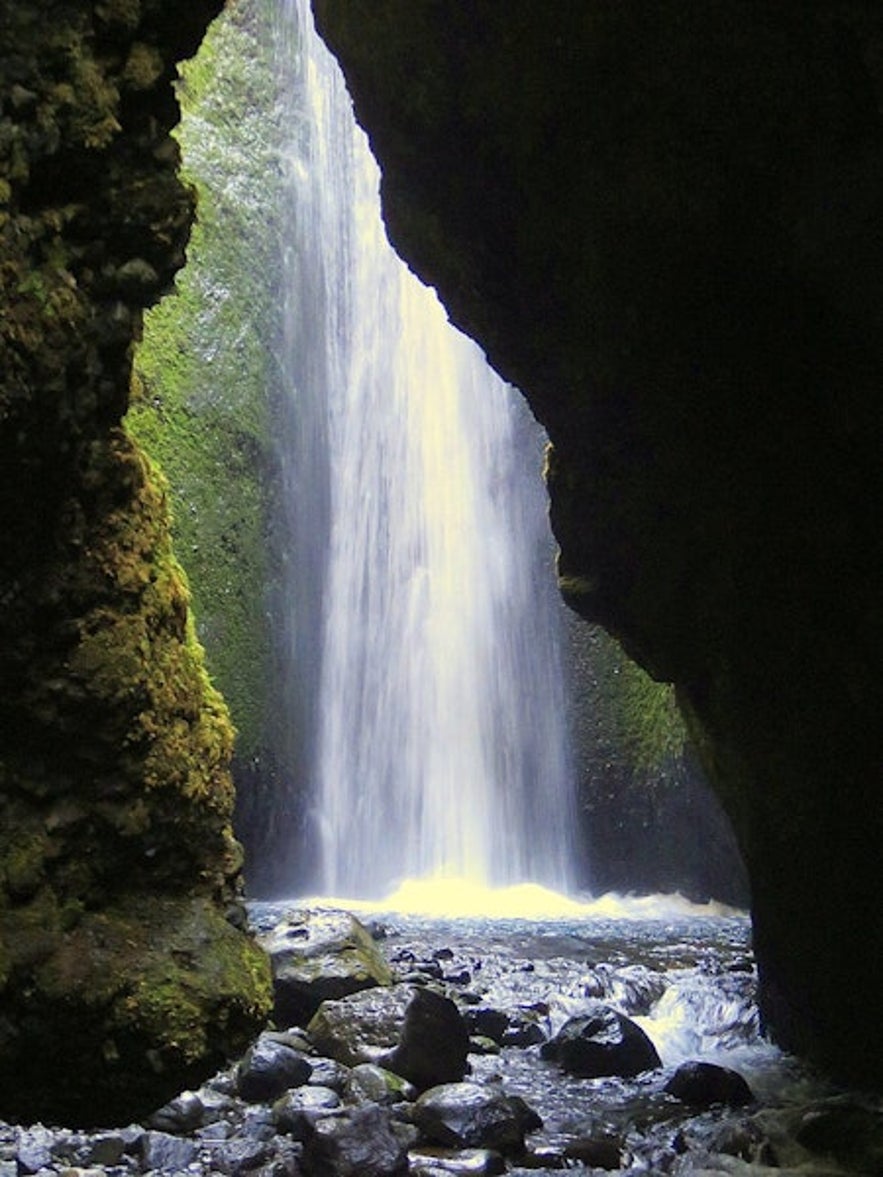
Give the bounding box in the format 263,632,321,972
0,895,272,1123
587,628,689,778
2,829,52,899
127,0,285,758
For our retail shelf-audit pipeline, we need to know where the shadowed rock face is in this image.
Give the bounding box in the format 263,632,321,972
0,0,271,1124
311,1,883,1088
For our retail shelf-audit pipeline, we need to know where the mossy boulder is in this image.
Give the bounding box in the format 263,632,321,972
0,894,271,1125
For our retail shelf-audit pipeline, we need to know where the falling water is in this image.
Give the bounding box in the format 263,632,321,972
278,0,577,900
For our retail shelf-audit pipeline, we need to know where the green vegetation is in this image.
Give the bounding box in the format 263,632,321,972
128,0,285,757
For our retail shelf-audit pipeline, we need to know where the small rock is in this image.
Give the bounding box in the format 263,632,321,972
469,1036,501,1056
465,1008,508,1044
409,1146,506,1175
17,1127,54,1174
114,257,161,302
148,1089,205,1133
140,1129,198,1172
664,1060,754,1108
205,1136,272,1174
75,1133,128,1167
307,1056,350,1092
345,1063,416,1105
564,1133,624,1169
240,1105,278,1141
273,1086,342,1139
237,1034,313,1103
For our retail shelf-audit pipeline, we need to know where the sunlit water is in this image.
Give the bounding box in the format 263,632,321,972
278,0,576,898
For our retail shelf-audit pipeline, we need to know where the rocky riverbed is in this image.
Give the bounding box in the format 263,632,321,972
2,900,881,1176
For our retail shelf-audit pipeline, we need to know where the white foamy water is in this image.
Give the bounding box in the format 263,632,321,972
278,0,577,899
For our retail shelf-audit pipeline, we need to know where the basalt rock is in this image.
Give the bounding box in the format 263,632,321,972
312,0,883,1089
540,1005,661,1079
664,1061,754,1109
0,0,271,1123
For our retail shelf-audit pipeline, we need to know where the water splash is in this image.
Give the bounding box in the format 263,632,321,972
279,0,576,900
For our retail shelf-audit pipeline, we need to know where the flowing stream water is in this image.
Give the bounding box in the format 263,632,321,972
278,0,576,900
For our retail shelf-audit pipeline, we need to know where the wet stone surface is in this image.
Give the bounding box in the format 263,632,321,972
1,903,881,1175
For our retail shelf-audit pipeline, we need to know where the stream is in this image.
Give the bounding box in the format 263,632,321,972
4,898,880,1175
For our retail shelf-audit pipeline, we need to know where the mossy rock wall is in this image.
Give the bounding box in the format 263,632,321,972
128,0,285,764
313,1,883,1088
0,0,270,1124
568,622,747,906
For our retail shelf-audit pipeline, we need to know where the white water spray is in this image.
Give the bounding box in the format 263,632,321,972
279,0,576,901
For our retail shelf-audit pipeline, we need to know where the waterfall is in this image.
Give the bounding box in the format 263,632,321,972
278,0,577,901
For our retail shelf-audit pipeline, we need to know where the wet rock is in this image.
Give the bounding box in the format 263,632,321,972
469,1036,501,1056
610,965,667,1015
71,1133,129,1167
795,1100,883,1173
307,986,414,1066
540,1003,661,1078
261,908,393,1027
237,1033,313,1103
345,1063,416,1105
465,1008,508,1044
139,1129,199,1171
302,1104,409,1176
500,1007,548,1048
148,1089,206,1132
17,1128,54,1174
563,1134,624,1169
464,1004,547,1048
409,1146,507,1175
382,987,470,1091
204,1136,273,1174
273,1086,342,1139
413,1082,541,1154
240,1104,278,1141
306,1057,350,1093
664,1060,754,1108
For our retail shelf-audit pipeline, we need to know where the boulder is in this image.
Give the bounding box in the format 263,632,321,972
540,1004,661,1078
382,987,470,1090
664,1060,754,1108
302,1104,409,1177
308,985,469,1090
260,908,393,1027
413,1082,541,1155
307,986,414,1067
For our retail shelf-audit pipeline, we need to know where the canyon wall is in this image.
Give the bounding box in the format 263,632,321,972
0,0,270,1123
312,0,883,1088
